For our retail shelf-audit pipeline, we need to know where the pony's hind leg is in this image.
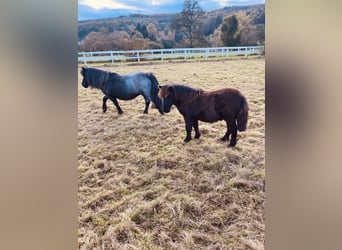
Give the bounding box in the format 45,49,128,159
221,120,230,141
102,96,108,112
227,120,237,147
109,96,123,114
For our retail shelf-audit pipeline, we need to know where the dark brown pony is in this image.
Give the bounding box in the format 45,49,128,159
158,84,248,147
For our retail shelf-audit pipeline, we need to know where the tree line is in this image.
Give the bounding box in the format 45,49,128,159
79,1,264,52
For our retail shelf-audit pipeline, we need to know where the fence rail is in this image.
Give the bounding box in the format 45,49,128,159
78,46,264,64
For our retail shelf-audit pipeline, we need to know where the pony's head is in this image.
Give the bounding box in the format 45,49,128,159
80,67,109,89
80,66,89,88
158,85,175,113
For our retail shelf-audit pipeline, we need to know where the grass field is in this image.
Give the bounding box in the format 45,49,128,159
78,58,265,249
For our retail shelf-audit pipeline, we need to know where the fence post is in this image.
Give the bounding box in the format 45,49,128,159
161,50,163,62
83,52,87,65
137,51,140,63
184,49,187,61
111,52,114,64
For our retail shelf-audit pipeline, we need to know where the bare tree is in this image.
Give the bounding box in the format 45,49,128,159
172,0,206,48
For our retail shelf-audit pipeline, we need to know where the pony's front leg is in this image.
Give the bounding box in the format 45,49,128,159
193,119,201,139
143,100,150,114
109,97,123,114
102,96,108,112
184,117,193,142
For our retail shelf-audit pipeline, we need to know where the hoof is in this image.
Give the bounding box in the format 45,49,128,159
221,133,230,141
228,142,236,147
195,134,201,139
118,110,123,115
184,138,191,143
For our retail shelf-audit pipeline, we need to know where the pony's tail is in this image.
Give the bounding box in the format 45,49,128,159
237,96,249,131
147,73,163,114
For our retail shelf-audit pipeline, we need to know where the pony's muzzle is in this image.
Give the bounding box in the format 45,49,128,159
151,101,164,115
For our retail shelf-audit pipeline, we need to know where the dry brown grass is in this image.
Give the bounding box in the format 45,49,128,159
78,58,265,249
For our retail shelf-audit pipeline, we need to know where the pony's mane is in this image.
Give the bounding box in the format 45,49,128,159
145,73,161,106
83,67,110,89
173,84,202,104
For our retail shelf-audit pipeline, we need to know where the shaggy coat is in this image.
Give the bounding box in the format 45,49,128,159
81,67,163,114
158,84,248,147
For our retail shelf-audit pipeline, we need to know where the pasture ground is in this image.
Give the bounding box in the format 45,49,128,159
78,58,265,249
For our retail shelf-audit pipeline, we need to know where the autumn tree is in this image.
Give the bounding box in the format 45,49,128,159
233,10,265,46
109,31,130,50
129,32,148,50
208,29,223,47
256,24,265,45
80,31,114,51
172,0,206,48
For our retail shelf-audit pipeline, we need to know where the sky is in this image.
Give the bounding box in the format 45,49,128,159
78,0,265,21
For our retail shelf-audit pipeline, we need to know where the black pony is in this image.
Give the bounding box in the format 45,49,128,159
158,84,249,147
81,67,163,114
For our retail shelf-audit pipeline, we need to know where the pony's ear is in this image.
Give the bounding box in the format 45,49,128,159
158,85,163,89
158,85,174,98
81,66,88,75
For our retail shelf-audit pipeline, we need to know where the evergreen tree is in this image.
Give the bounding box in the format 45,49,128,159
141,24,148,38
221,15,240,46
136,23,148,38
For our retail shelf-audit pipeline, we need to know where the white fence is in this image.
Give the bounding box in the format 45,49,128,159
78,46,264,64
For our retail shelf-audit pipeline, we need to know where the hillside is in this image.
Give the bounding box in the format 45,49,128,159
78,4,264,51
78,13,177,42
